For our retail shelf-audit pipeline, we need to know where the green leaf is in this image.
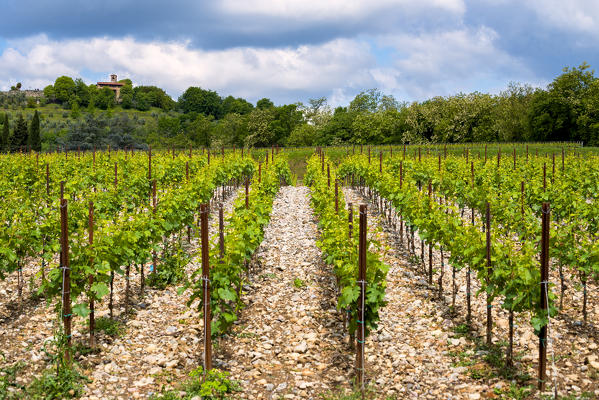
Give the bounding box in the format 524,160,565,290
91,282,110,299
73,303,91,318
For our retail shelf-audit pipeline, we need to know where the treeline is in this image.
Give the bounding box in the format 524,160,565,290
3,62,599,150
0,110,41,152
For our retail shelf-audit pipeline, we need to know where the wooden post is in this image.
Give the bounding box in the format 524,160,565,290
335,180,339,214
219,203,225,259
356,205,367,390
538,202,550,392
327,164,331,187
60,192,72,366
200,204,212,372
379,151,383,173
428,182,433,285
486,202,492,346
348,203,353,239
88,202,95,347
258,163,262,183
46,163,50,197
245,178,249,209
152,180,157,274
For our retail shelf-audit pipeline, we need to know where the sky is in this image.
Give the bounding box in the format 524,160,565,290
0,0,597,106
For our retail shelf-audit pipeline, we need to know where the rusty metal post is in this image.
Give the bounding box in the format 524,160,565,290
152,180,157,274
539,202,550,392
60,194,72,366
245,178,249,209
486,202,492,346
88,201,95,347
258,162,262,183
335,180,339,214
379,151,382,173
327,164,331,187
348,203,353,239
219,203,225,259
200,204,212,372
356,204,367,390
46,163,50,197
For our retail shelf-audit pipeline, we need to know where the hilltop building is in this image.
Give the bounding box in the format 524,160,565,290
97,74,125,99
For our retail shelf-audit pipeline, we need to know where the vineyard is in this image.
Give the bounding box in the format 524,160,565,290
0,144,597,399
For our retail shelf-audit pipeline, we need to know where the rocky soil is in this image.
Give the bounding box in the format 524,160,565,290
0,183,597,399
218,186,352,399
343,186,599,399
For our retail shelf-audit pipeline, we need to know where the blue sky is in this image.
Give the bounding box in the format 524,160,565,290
0,0,597,106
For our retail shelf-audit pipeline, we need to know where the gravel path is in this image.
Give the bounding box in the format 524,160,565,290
220,186,352,399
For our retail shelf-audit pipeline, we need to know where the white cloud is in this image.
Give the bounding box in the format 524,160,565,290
0,27,540,106
219,0,465,20
0,35,377,103
375,27,535,99
524,0,599,35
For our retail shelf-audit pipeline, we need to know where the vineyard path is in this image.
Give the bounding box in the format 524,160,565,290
219,185,352,399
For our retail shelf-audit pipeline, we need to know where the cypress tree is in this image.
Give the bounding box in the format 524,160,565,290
11,114,28,152
29,110,41,152
1,114,9,152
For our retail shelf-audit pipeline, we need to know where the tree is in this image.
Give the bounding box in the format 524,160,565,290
74,78,91,107
43,85,56,102
29,110,41,151
11,114,28,152
318,107,356,145
256,98,274,110
178,87,223,118
95,87,116,110
287,124,318,146
210,112,247,147
270,104,303,145
1,114,9,152
53,76,76,104
493,82,535,142
244,108,275,147
349,89,381,113
133,86,175,110
187,114,214,147
120,85,133,109
222,96,254,115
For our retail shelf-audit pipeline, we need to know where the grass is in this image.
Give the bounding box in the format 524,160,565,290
93,316,125,337
149,367,240,400
293,278,307,288
318,386,397,400
0,357,25,399
26,366,89,399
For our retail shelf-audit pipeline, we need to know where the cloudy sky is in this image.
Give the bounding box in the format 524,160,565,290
0,0,597,106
